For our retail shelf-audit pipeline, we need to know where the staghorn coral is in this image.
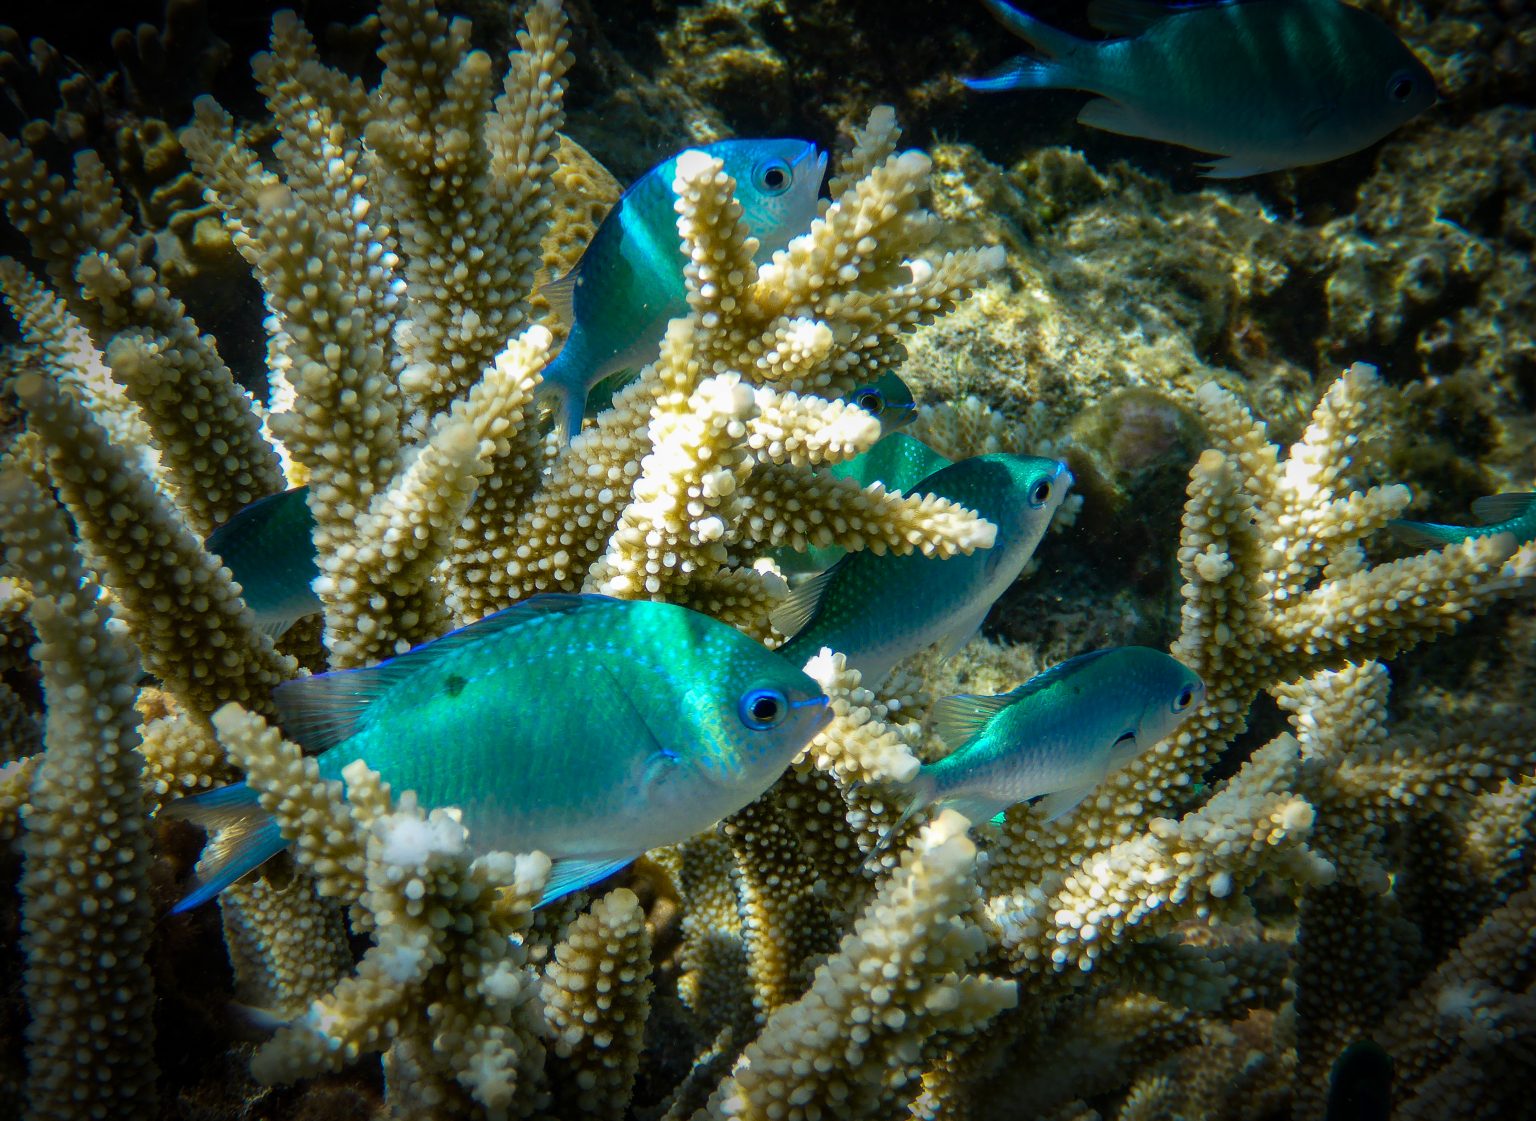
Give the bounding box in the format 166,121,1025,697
1,1,1534,1119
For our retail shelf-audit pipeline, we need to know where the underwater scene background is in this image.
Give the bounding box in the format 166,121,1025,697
0,0,1532,1118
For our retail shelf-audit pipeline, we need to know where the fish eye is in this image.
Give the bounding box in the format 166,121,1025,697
1028,479,1053,507
854,389,885,415
739,687,788,730
754,158,793,195
1173,685,1196,712
1388,72,1416,102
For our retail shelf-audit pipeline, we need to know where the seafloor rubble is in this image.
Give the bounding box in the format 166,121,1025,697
0,1,1533,1120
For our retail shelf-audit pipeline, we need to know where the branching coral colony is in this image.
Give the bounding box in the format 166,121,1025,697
0,1,1531,1120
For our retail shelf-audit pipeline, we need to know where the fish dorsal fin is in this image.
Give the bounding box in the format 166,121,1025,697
539,856,633,908
274,593,609,750
930,692,1015,748
769,564,839,641
1086,0,1181,36
537,269,580,323
930,648,1118,747
1471,493,1536,524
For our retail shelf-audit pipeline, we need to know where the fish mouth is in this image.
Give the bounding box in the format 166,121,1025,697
794,691,834,733
802,145,830,192
1055,458,1075,491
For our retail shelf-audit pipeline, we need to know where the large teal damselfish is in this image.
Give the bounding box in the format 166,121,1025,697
204,486,320,637
774,454,1073,683
966,0,1436,178
1388,493,1536,550
880,647,1204,845
536,138,827,442
165,595,830,910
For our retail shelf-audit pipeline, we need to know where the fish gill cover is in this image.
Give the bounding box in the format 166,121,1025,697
0,1,1533,1119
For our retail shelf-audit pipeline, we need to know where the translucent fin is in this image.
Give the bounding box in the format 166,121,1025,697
255,615,300,641
867,771,937,862
1386,518,1466,549
963,56,1065,93
537,269,579,323
769,563,839,643
533,379,583,446
274,593,607,750
930,691,1014,747
539,856,632,908
161,782,288,913
1299,102,1337,137
1036,782,1097,823
1471,493,1536,524
935,601,992,662
1086,0,1178,35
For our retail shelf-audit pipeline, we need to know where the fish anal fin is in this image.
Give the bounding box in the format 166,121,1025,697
274,593,611,750
1035,782,1098,823
1471,493,1536,524
934,601,991,663
1078,98,1193,147
930,692,1012,747
539,856,633,908
769,564,839,641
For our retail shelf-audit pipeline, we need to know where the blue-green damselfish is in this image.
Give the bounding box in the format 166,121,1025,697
166,595,830,911
537,138,827,443
966,0,1437,178
774,432,953,577
883,647,1204,844
204,485,320,637
845,371,919,434
774,454,1073,683
1388,493,1536,549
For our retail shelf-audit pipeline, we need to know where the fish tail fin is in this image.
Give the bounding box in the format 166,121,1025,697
1387,518,1467,549
976,0,1081,56
963,55,1065,93
161,782,289,913
867,770,938,863
533,372,586,447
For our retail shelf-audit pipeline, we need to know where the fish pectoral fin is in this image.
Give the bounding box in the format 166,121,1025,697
930,692,1013,748
537,269,580,323
1471,493,1536,524
769,563,839,643
1298,101,1338,137
1034,783,1099,823
1386,518,1463,549
539,856,634,909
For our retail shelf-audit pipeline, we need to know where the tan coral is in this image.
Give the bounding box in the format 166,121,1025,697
0,468,158,1120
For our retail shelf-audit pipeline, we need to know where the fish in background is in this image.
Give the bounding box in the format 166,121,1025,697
164,594,830,910
774,453,1073,683
878,646,1204,848
773,429,953,577
965,0,1437,178
204,485,321,637
1325,1039,1393,1121
845,370,919,433
536,138,827,443
1388,493,1536,549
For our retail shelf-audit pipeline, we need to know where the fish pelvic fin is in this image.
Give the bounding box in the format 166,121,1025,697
540,856,633,908
868,770,939,864
1387,518,1468,549
161,782,289,913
